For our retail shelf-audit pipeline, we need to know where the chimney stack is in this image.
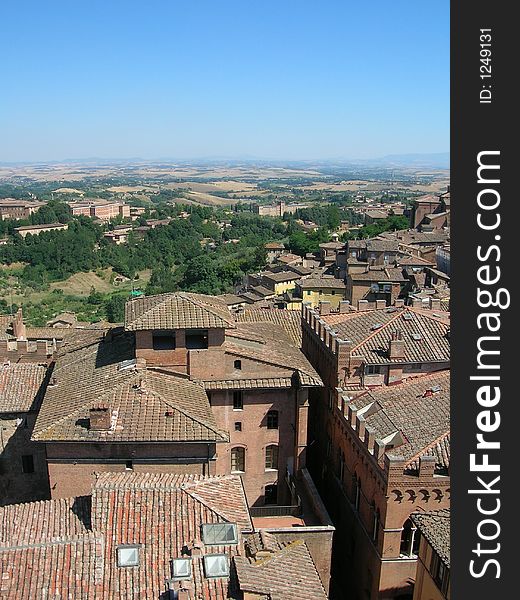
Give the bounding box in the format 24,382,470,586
13,308,26,341
89,405,111,430
389,330,405,359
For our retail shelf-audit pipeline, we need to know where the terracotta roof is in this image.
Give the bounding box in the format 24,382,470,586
348,267,407,282
346,370,450,470
222,322,321,387
298,277,346,289
366,239,399,252
0,473,252,599
319,241,344,250
33,333,228,443
236,308,303,347
411,509,450,567
262,271,301,283
125,292,237,331
265,242,285,249
0,363,48,413
235,531,328,600
323,307,450,365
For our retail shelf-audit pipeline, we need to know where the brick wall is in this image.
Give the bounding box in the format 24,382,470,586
0,412,50,505
45,441,216,498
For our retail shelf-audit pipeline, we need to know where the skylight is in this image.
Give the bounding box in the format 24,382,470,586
117,545,140,567
411,333,423,341
171,558,192,580
201,523,238,546
203,554,229,578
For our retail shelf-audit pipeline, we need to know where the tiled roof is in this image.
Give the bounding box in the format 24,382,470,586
0,363,48,413
236,308,303,347
348,267,407,282
0,473,252,600
346,371,450,469
125,292,237,331
201,377,293,390
33,333,227,443
319,241,344,250
298,277,346,289
365,239,399,252
411,509,450,567
323,307,450,365
235,531,328,600
223,322,322,387
262,271,301,283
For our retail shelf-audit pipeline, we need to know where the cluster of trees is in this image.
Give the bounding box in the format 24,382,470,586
0,206,284,297
286,205,341,230
342,214,410,240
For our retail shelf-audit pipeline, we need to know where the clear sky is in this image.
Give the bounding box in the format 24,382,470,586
0,0,449,162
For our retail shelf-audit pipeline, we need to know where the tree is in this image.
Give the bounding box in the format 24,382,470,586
105,295,127,322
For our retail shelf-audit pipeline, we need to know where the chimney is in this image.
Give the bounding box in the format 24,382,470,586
339,300,350,314
411,298,423,308
429,298,441,310
178,591,190,600
394,299,405,308
357,300,370,312
89,405,111,430
319,301,331,315
13,308,26,341
389,331,405,359
376,299,386,310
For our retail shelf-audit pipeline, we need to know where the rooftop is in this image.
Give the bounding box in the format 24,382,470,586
0,363,48,413
32,333,228,443
322,307,450,365
125,292,237,331
411,509,450,567
0,473,252,599
236,308,303,347
344,370,450,471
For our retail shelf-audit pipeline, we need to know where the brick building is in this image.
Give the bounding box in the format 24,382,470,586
0,198,45,220
68,200,130,221
0,471,331,599
32,293,322,509
411,510,450,600
301,303,450,599
0,363,50,505
125,292,322,507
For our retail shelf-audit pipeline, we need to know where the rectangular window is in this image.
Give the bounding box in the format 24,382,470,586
152,331,176,350
125,460,133,470
409,363,422,371
265,445,279,470
172,558,192,580
234,421,242,432
117,545,140,567
266,410,278,429
185,329,209,349
233,391,243,410
202,523,238,546
264,484,278,505
365,364,382,375
203,554,229,578
21,455,34,474
231,447,245,472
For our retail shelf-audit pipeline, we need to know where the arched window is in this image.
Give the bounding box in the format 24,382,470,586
400,518,420,557
265,445,279,470
266,410,278,429
231,447,245,472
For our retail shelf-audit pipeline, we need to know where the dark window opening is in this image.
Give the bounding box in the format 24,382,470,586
186,329,209,349
266,410,278,429
366,364,382,375
233,359,242,370
233,391,243,410
125,460,133,470
22,455,34,474
152,331,176,350
265,445,279,470
264,484,278,505
231,447,245,472
234,422,242,431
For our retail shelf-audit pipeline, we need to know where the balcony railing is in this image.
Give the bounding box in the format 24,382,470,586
249,502,302,518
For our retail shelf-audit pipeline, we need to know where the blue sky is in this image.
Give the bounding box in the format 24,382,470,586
0,1,449,162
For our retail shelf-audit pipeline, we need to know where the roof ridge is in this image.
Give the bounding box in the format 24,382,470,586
404,429,450,468
145,383,228,441
32,373,134,439
350,309,405,353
